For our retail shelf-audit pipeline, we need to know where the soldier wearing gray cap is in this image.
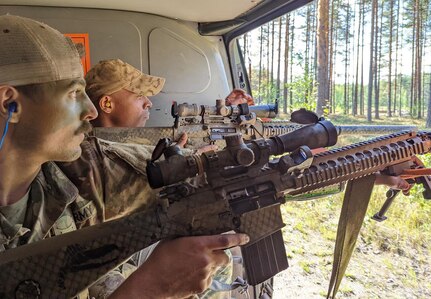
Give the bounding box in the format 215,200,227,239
0,14,250,299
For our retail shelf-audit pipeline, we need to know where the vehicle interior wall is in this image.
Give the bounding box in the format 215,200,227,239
0,5,233,127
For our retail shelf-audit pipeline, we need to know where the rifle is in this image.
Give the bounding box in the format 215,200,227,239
91,101,417,147
1,122,430,299
91,101,304,147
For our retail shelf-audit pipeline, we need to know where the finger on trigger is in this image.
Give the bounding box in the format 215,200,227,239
206,234,250,250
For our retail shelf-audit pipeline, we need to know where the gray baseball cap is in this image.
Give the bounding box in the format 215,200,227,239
0,15,83,86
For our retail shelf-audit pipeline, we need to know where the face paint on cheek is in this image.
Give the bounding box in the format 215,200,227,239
41,93,87,160
142,109,150,119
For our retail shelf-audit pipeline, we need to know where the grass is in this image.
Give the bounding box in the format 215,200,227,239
278,111,427,128
283,113,431,248
299,260,313,274
291,246,305,255
338,285,355,296
279,114,431,294
314,249,333,257
328,113,426,128
282,181,431,255
382,258,395,271
345,272,357,281
403,268,419,288
293,221,309,235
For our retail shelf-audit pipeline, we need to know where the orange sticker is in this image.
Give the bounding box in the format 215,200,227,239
64,33,91,74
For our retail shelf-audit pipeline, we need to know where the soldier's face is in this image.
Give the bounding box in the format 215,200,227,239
15,78,98,163
109,89,152,127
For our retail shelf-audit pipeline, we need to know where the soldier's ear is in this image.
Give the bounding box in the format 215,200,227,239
99,95,113,113
0,85,21,123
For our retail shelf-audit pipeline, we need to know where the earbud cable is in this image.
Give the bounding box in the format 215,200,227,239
0,109,13,150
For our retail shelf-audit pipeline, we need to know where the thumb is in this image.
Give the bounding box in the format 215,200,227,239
177,133,188,147
196,144,218,155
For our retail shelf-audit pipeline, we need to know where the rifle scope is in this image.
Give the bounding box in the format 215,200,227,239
172,100,278,119
147,120,338,189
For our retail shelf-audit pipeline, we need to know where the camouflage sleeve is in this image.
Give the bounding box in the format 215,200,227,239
57,136,158,223
98,137,162,220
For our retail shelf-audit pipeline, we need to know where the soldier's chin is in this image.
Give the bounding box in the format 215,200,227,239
55,147,83,162
138,118,148,127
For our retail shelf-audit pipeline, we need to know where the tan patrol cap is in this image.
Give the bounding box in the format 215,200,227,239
85,59,165,101
0,15,83,86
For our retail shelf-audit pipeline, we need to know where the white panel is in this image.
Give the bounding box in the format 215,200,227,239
0,0,264,22
149,28,210,93
0,5,232,127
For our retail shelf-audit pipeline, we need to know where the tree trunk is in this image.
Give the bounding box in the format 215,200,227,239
289,14,295,109
316,0,330,116
258,27,264,104
283,15,290,114
387,0,394,117
270,20,275,96
265,23,271,101
343,4,350,115
410,3,416,116
398,12,404,117
276,17,282,101
328,0,337,114
304,5,312,103
367,0,377,122
426,75,431,127
359,0,365,115
353,0,362,116
374,0,381,119
393,0,401,116
312,1,318,95
415,0,422,119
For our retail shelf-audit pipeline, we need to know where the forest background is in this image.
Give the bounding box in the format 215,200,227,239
237,1,431,297
239,0,431,125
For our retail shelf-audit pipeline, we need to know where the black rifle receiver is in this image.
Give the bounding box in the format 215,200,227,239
146,119,338,285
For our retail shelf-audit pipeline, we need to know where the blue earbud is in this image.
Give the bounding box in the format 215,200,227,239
0,102,17,150
8,102,17,113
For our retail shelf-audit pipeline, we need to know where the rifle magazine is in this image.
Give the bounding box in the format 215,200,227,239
241,229,288,286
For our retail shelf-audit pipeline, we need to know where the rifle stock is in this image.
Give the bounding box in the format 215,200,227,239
1,127,431,298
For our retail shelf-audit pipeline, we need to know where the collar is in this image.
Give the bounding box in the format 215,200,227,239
19,161,79,244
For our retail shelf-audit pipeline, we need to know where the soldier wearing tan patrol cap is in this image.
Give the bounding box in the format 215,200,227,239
85,59,164,127
0,14,250,299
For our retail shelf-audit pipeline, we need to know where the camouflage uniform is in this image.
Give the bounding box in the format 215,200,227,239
0,136,232,298
0,136,155,298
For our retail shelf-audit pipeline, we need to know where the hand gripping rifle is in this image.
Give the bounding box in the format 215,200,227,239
1,121,431,298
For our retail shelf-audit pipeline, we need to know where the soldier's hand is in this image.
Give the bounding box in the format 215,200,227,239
225,88,255,106
176,132,188,147
176,132,218,154
109,234,249,299
375,173,411,194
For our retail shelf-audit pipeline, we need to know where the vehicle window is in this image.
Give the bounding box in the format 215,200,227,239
237,2,316,113
236,0,431,122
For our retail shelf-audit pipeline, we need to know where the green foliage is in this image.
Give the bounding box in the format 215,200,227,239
249,67,279,105
284,75,316,111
